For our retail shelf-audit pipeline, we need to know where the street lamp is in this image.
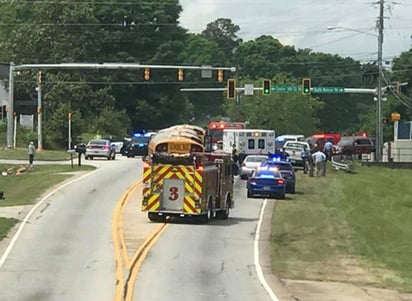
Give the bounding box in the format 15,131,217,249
327,24,384,162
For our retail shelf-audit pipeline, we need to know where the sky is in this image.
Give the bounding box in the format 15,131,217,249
179,0,412,64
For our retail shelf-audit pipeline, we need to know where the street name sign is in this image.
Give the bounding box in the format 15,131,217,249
312,87,345,93
272,85,301,92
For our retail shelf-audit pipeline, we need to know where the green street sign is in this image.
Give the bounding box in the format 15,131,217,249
272,85,301,92
312,87,345,93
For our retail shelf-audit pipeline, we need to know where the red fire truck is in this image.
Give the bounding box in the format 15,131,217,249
207,121,246,151
142,125,234,223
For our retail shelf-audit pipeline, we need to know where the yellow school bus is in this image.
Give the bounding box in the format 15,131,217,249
148,128,204,156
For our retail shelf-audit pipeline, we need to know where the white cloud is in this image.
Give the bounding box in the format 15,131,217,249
179,1,412,61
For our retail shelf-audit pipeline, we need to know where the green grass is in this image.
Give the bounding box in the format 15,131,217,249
0,217,19,240
0,163,95,246
0,148,75,161
0,163,95,207
271,164,412,292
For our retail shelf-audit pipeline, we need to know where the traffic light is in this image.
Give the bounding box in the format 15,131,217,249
382,117,388,125
37,70,42,85
144,68,150,81
263,79,271,95
227,79,236,99
302,78,311,95
217,69,224,82
177,68,184,81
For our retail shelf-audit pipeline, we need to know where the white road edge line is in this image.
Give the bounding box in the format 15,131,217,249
0,169,99,269
254,198,280,301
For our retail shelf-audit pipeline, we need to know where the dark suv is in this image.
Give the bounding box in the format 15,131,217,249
127,132,156,158
336,136,375,156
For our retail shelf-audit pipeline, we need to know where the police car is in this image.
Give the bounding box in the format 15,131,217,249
246,167,286,199
260,155,296,193
127,132,156,158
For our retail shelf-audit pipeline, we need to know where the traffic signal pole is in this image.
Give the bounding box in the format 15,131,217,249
6,63,236,148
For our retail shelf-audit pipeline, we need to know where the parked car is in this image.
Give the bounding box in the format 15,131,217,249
336,136,375,156
260,158,296,193
85,139,116,160
74,143,86,155
239,155,268,179
246,168,286,199
108,137,126,154
283,141,311,167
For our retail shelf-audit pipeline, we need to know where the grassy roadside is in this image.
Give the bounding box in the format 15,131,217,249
271,164,412,293
0,148,75,161
0,163,95,239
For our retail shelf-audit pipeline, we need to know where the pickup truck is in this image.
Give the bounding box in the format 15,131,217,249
283,141,311,167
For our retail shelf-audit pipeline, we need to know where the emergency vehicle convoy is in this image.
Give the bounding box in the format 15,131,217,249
142,124,234,222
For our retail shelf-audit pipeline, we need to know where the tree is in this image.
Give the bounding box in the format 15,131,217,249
201,18,242,64
0,0,192,140
234,36,295,79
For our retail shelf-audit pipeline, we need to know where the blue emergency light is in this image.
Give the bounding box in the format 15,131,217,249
268,154,290,162
133,132,152,138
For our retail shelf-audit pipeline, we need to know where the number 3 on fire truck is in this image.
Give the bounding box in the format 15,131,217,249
169,186,179,201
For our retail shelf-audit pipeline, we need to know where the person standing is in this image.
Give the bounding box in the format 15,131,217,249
301,145,310,174
323,140,333,161
312,149,326,177
28,141,36,167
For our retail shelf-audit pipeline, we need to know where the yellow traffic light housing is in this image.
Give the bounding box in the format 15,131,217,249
144,68,150,81
178,68,184,81
302,78,311,95
263,79,271,95
217,69,224,82
37,70,42,85
227,79,236,100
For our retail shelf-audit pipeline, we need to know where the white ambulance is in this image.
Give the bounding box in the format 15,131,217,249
222,129,276,160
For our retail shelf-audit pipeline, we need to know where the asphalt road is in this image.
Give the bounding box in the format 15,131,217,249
0,156,142,301
133,177,279,301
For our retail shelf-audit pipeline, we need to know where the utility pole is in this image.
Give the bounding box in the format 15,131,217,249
376,0,384,162
36,70,43,151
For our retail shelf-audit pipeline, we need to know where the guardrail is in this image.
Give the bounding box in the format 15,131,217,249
331,155,354,173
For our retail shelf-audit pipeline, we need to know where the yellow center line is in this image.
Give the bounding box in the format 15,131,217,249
119,181,142,266
125,223,169,301
112,180,142,301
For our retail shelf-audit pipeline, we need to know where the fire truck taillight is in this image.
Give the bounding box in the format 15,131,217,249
196,164,204,172
142,198,148,206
